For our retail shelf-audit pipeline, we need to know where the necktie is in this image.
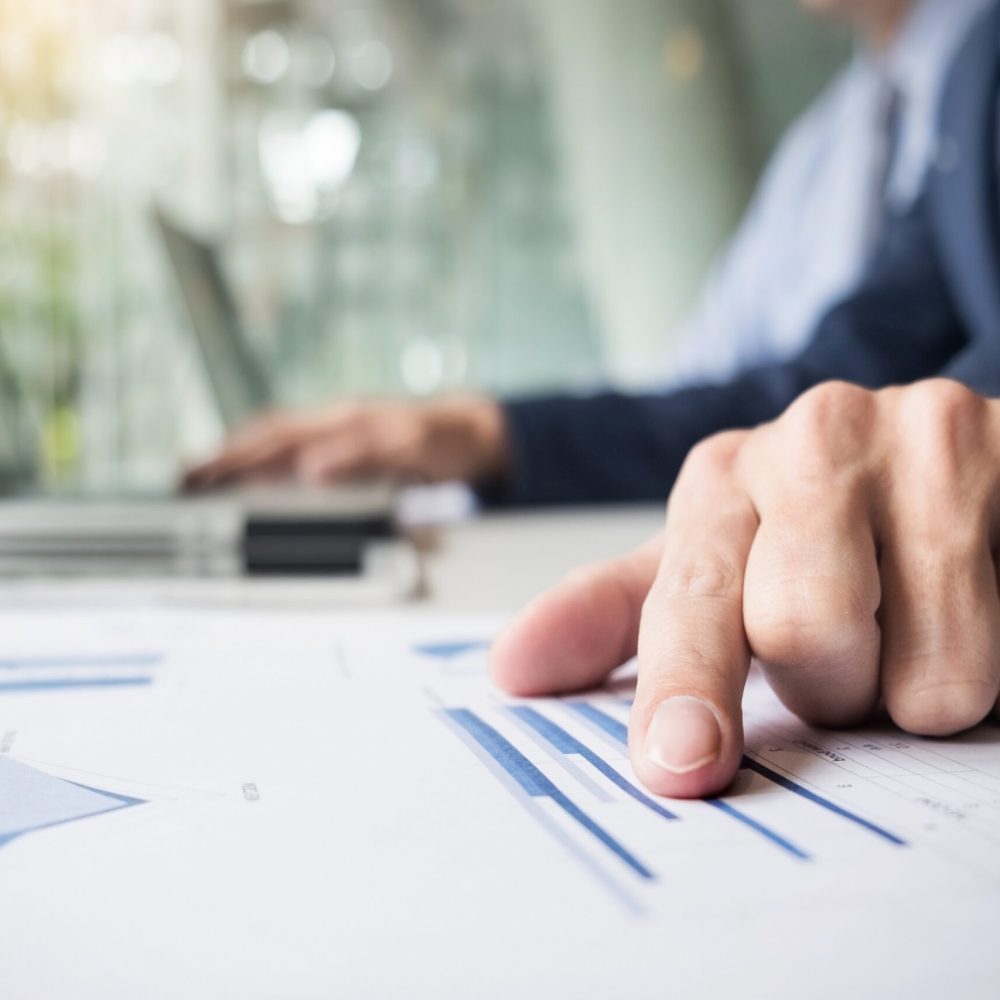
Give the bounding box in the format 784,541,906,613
866,79,904,255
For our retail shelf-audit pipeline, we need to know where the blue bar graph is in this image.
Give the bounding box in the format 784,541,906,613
0,649,163,696
706,799,810,860
447,696,905,890
568,702,629,746
509,706,676,821
567,702,811,859
444,708,654,880
0,677,154,695
0,653,163,670
741,756,907,846
414,641,490,660
598,701,905,847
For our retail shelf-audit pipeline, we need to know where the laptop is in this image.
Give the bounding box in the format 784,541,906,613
0,211,405,585
154,207,273,430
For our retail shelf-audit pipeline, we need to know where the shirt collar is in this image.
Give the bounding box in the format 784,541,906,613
862,0,993,104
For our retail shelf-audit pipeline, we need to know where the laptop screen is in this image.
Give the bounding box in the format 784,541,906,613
155,208,272,429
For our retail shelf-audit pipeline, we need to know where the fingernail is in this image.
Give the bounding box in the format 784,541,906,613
644,697,722,775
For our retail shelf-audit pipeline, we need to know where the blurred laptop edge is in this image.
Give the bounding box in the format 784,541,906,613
0,210,405,585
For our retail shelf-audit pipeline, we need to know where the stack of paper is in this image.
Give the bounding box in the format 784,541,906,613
0,606,997,998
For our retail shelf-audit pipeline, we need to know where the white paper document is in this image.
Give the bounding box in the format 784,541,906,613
0,606,998,999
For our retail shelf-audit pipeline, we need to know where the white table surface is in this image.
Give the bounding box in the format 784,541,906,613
419,504,662,613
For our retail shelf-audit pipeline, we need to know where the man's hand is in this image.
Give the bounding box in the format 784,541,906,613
491,380,1000,799
184,396,509,490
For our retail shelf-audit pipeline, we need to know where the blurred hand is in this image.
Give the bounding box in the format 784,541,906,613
492,380,1000,798
184,396,509,491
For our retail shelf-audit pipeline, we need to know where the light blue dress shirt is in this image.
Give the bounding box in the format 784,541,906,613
664,0,991,388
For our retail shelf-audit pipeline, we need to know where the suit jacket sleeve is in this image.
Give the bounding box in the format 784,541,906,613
493,199,968,506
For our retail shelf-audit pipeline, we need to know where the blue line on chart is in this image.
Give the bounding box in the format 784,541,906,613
705,798,810,860
569,702,810,859
413,641,491,660
64,780,145,808
741,755,906,846
0,654,163,670
567,702,629,747
444,708,655,880
509,706,677,821
0,677,153,695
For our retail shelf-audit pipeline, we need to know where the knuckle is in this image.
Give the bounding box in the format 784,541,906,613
786,381,873,436
885,675,997,737
897,380,985,485
634,601,728,689
780,382,874,475
679,432,747,484
653,554,741,603
745,576,877,668
900,379,982,429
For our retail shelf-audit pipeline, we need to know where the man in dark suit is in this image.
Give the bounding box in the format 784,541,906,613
487,0,1000,505
189,2,998,507
491,0,1000,798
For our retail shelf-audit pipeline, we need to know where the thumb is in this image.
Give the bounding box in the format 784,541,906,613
491,535,662,697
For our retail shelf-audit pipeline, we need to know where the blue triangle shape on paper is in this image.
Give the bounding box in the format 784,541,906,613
0,757,145,849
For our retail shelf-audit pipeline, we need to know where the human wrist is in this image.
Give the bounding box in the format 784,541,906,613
420,395,510,484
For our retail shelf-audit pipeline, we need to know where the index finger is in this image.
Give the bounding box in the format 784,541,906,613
630,432,758,799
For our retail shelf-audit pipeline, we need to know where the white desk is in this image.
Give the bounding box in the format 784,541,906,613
419,505,661,612
3,505,998,1000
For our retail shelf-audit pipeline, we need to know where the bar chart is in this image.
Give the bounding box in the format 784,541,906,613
413,641,492,661
447,708,654,880
571,701,907,852
0,651,163,695
434,688,973,913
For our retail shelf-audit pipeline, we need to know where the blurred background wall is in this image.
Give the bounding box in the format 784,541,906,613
0,0,848,494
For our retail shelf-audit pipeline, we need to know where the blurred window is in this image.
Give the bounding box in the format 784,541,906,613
0,0,847,493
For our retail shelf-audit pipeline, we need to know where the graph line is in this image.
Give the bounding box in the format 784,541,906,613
413,641,490,660
566,703,811,859
444,709,654,880
567,702,629,746
741,755,907,846
0,654,163,670
509,706,676,821
0,677,153,694
705,799,811,860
